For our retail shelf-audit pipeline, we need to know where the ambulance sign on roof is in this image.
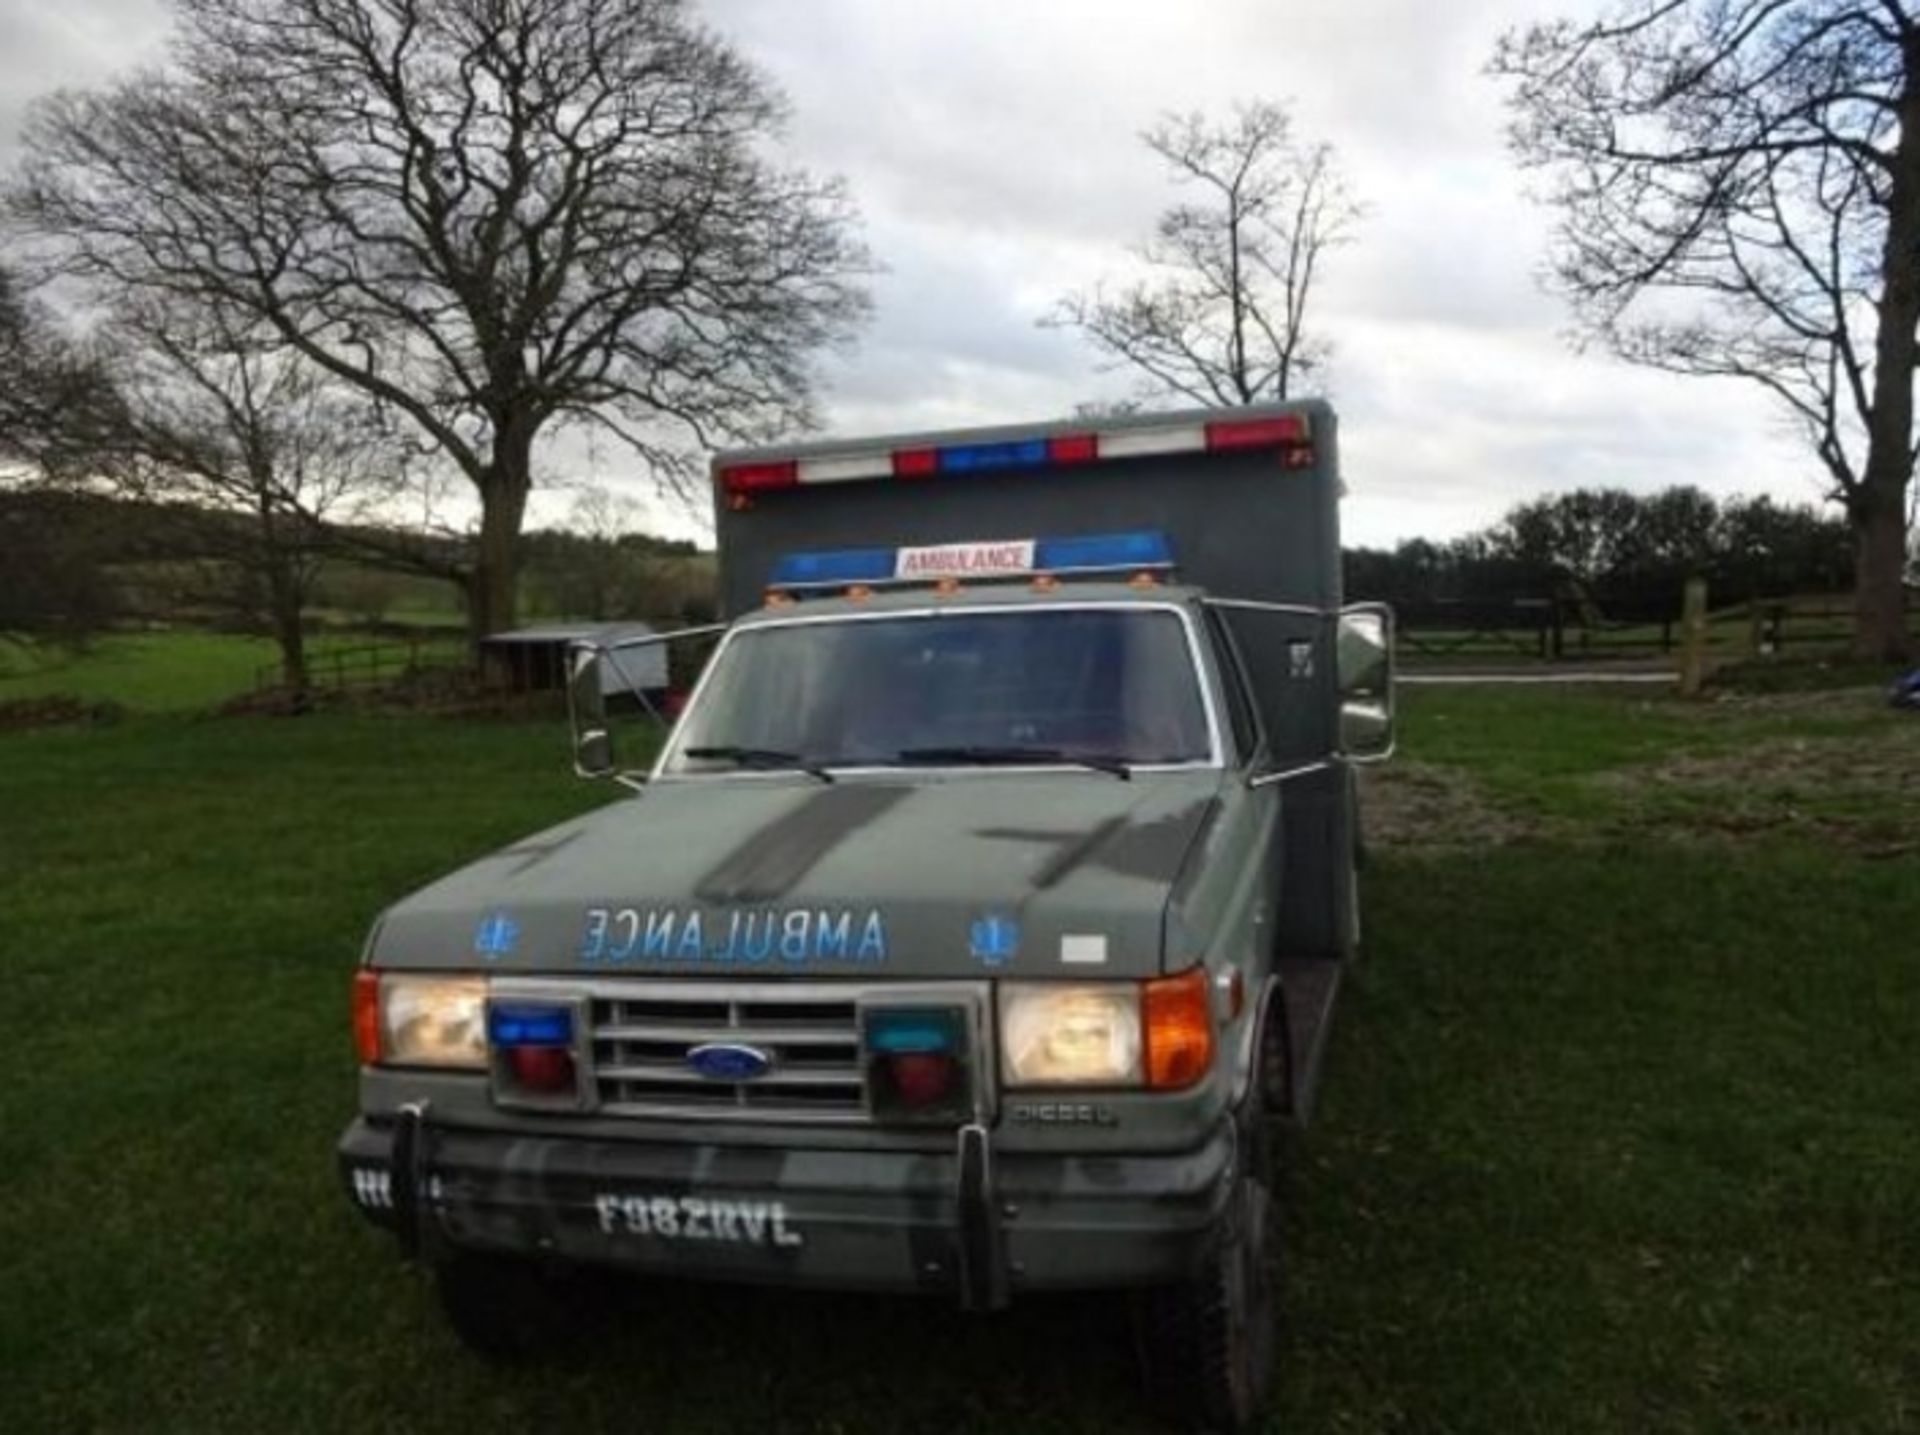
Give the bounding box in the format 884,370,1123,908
894,539,1036,581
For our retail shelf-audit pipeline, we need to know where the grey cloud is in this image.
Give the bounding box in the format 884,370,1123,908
3,0,1834,550
0,0,169,156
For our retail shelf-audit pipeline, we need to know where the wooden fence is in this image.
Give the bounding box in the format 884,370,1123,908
1394,590,1913,663
253,637,467,694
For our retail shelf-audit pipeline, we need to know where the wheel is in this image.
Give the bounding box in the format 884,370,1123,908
433,1250,594,1362
1134,1102,1281,1432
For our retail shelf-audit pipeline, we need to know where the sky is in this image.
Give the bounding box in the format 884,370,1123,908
0,0,1825,549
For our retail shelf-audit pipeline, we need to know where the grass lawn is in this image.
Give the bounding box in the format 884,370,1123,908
0,631,468,713
1,688,1916,1432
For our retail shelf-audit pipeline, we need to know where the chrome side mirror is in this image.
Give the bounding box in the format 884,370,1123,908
568,645,616,778
1336,604,1395,762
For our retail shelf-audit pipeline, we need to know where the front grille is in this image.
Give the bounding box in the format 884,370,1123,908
590,986,869,1123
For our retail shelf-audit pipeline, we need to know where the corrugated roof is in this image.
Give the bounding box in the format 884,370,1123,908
481,621,658,645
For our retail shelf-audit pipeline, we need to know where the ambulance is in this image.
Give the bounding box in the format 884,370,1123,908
338,399,1393,1432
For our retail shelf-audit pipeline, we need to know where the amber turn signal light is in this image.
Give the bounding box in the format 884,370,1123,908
352,969,382,1065
1143,966,1214,1090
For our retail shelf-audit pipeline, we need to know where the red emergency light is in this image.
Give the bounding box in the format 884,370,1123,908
722,459,799,492
1046,433,1100,464
1204,415,1310,450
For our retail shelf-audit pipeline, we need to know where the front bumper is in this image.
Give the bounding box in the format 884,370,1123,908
337,1110,1238,1307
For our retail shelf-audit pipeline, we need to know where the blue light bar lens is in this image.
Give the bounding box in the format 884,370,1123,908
769,546,898,588
488,1004,573,1047
1034,530,1174,572
938,438,1050,475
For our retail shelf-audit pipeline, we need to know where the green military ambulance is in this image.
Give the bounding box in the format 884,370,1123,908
338,399,1393,1432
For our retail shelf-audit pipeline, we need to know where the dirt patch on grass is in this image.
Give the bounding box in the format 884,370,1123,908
1593,727,1920,856
1675,684,1894,719
0,695,123,732
1360,761,1547,852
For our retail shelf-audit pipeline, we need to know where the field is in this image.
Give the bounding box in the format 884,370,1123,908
0,631,466,713
2,683,1917,1432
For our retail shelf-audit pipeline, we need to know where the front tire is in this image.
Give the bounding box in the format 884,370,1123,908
1135,1113,1280,1431
433,1251,594,1362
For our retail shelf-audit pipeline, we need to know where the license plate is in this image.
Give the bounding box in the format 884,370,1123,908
593,1192,803,1248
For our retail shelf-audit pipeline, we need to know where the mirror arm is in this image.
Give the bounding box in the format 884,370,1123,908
1248,757,1339,789
1204,598,1331,619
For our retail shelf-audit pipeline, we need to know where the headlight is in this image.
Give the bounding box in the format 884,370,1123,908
999,983,1142,1087
368,973,487,1068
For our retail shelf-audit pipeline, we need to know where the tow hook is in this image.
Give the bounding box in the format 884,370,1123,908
390,1101,434,1260
955,1121,1008,1312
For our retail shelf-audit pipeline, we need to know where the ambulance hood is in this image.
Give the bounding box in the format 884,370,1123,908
366,770,1223,980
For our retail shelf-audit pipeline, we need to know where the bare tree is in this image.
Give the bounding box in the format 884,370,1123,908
93,294,397,693
9,0,868,646
1050,101,1358,407
0,264,115,475
545,483,646,620
0,265,127,647
1494,0,1919,661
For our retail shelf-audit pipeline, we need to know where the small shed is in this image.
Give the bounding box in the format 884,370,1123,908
480,622,669,698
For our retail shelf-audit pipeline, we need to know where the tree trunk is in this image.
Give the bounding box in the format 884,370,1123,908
1852,491,1911,662
273,593,309,702
465,426,534,655
1852,48,1920,663
254,485,311,701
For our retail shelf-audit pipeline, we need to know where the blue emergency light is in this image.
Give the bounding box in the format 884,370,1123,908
767,545,899,588
1035,531,1173,573
865,1010,960,1055
936,437,1051,474
768,529,1174,591
487,1004,573,1046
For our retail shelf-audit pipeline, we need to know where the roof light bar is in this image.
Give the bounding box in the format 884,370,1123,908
719,411,1310,495
768,530,1174,592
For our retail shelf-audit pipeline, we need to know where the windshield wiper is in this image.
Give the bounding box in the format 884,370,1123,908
682,745,836,783
894,745,1133,780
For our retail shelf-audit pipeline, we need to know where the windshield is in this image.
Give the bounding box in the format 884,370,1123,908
666,607,1213,773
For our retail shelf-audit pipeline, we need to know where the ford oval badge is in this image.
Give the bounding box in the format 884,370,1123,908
685,1042,773,1081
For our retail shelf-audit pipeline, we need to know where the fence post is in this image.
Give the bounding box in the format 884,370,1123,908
1678,575,1710,696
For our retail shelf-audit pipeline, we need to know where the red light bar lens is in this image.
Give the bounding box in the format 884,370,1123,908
1205,416,1310,451
892,448,939,478
1047,433,1099,464
721,460,798,493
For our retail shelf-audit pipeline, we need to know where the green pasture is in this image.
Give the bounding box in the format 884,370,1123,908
0,631,467,713
1,682,1915,1432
